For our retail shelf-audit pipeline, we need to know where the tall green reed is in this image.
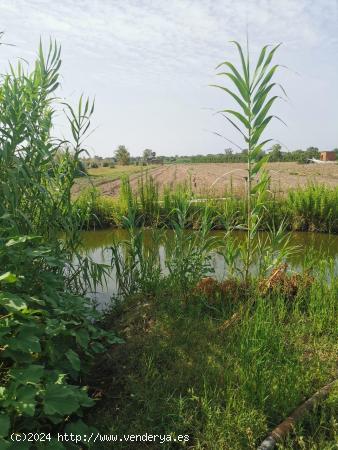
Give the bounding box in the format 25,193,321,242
212,40,287,280
0,39,107,293
110,207,162,296
165,202,220,296
138,172,160,225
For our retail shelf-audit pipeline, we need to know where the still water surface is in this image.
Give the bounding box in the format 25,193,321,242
80,229,338,308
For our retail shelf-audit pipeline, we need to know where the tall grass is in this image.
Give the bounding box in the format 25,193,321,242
75,178,338,234
89,258,338,449
287,184,338,232
138,172,160,225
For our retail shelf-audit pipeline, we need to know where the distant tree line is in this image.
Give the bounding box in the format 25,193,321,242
81,145,337,169
165,146,337,164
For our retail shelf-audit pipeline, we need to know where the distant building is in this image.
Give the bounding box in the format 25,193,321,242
320,151,336,161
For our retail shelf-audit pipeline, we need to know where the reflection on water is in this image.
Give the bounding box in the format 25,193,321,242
79,228,338,308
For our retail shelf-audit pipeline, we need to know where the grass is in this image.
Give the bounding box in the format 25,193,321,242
74,178,338,234
87,165,154,178
73,165,156,195
87,260,338,449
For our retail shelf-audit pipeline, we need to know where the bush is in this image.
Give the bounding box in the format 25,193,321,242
91,162,99,168
0,236,121,445
102,161,109,167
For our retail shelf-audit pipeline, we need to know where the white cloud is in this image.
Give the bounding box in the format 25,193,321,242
0,0,337,155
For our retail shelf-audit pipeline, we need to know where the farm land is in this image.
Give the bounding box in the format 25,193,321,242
74,162,338,197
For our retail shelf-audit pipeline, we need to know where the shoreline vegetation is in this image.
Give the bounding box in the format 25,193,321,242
0,37,337,450
75,177,338,234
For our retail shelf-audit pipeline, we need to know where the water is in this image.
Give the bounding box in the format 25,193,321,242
79,228,338,308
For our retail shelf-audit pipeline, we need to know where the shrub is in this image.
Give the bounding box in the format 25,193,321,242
0,235,121,445
91,162,99,168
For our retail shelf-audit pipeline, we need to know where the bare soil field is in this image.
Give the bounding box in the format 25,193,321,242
74,162,338,197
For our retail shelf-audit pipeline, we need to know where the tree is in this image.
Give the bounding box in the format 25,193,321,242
143,148,156,163
143,148,153,162
269,144,282,162
114,145,130,165
305,146,319,159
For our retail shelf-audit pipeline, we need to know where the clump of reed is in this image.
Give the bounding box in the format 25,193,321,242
286,184,338,233
75,178,338,234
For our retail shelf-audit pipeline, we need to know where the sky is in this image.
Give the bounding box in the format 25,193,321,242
0,0,338,157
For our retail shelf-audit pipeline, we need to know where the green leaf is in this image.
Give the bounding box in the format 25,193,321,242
216,61,246,87
251,116,273,147
251,177,270,194
217,72,249,102
65,349,81,372
0,272,17,284
251,45,281,90
16,385,36,416
252,83,275,115
9,365,44,385
90,341,105,353
74,329,89,348
210,85,250,116
5,236,38,247
0,293,27,312
8,331,41,353
230,41,249,85
0,414,10,438
252,155,270,176
0,387,6,399
221,109,250,129
253,96,279,128
252,44,270,81
43,384,80,416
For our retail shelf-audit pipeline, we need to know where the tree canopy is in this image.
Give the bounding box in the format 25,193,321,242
114,145,130,165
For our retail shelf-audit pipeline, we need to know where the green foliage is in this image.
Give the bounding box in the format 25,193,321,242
138,173,160,225
0,235,121,443
165,205,219,296
142,148,153,162
75,181,338,235
213,40,287,280
75,187,115,229
161,146,322,164
110,210,162,297
269,143,283,162
287,184,338,232
89,260,338,449
0,38,121,445
114,145,130,165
